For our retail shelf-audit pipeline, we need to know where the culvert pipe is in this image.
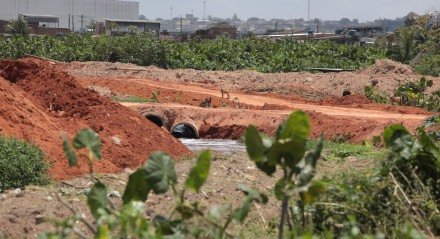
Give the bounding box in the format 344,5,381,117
171,121,199,139
142,112,168,128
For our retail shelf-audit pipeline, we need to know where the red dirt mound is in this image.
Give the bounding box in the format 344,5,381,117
0,59,190,180
320,94,373,105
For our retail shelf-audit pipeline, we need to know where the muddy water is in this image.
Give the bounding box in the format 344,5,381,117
179,139,246,153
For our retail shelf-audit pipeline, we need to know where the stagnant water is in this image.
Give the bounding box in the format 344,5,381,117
179,139,246,153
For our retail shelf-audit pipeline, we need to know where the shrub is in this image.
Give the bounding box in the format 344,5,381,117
0,135,48,192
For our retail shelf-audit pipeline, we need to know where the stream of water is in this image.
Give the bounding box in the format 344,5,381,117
179,139,246,153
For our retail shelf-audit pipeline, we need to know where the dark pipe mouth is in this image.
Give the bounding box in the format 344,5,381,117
171,123,199,139
145,114,164,128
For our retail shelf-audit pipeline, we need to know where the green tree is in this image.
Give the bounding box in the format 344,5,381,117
5,15,30,36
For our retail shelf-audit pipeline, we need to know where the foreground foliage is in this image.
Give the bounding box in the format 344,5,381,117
40,111,440,238
0,135,48,192
0,34,385,73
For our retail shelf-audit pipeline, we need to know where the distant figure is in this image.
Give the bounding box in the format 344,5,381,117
108,51,119,63
221,89,230,99
371,79,379,87
233,97,240,108
342,89,352,96
199,97,212,108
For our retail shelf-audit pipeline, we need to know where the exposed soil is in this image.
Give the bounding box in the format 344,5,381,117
66,59,440,99
0,59,190,180
0,151,378,239
75,74,431,143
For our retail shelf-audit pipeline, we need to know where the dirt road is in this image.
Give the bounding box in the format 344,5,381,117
119,78,429,121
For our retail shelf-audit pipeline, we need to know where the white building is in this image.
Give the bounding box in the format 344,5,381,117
0,0,139,30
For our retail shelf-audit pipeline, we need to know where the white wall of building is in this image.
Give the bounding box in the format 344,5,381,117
0,0,139,30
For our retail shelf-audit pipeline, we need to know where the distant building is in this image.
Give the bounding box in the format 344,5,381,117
0,0,139,31
194,22,237,39
103,19,160,36
0,14,71,35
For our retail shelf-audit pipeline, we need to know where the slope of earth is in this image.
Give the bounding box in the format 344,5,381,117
66,59,440,100
0,59,190,180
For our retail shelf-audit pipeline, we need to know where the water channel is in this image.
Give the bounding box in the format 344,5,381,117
179,139,246,153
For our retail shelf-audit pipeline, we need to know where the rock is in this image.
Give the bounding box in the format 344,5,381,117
0,194,6,200
108,190,121,198
111,136,122,145
35,215,46,225
13,188,24,197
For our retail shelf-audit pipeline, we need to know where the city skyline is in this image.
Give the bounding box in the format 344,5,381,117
139,0,440,21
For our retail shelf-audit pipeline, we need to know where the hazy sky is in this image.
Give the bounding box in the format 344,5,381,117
139,0,440,21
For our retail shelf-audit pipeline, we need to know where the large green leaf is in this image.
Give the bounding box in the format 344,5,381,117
268,139,306,169
122,169,151,205
73,128,102,160
276,111,311,143
185,150,212,192
245,125,266,163
87,182,109,219
62,135,77,166
144,152,177,194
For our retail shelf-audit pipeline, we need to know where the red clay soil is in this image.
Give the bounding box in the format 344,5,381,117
0,59,190,180
77,77,258,109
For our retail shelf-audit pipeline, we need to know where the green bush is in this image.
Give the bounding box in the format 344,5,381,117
0,34,385,73
0,135,48,192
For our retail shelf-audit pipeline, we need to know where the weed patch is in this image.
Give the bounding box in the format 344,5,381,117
0,135,48,192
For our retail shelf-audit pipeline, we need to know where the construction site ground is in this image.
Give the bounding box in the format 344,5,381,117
1,58,439,238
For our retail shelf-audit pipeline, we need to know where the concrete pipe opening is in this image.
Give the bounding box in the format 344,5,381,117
144,114,165,128
171,123,199,139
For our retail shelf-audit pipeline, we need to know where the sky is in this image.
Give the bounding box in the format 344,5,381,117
139,0,440,22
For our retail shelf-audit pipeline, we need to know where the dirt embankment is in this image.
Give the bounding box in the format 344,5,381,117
66,59,440,99
0,59,190,180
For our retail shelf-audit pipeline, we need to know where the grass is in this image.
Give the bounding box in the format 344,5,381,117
111,95,154,103
307,139,386,162
0,135,49,192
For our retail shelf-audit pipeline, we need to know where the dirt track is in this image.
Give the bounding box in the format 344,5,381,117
119,78,428,121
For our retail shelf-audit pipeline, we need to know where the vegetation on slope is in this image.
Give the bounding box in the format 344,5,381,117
0,135,48,192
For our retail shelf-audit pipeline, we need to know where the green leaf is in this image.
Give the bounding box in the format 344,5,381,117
298,137,324,187
87,182,109,219
274,178,286,200
208,205,231,222
268,139,306,169
383,124,410,147
185,150,212,192
73,128,102,160
122,169,151,205
144,152,177,194
417,128,440,162
245,125,266,163
302,181,326,204
276,111,311,143
237,184,268,204
233,197,253,223
233,185,268,223
95,224,111,239
62,135,77,166
384,125,416,159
